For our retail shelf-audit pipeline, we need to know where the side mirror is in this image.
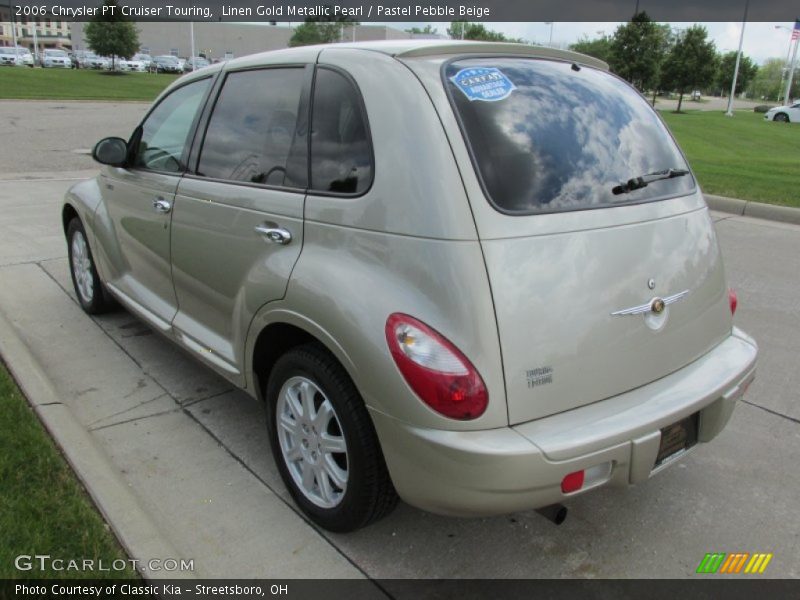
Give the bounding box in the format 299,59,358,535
92,137,128,167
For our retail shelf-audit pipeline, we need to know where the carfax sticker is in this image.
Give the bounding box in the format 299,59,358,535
450,67,516,102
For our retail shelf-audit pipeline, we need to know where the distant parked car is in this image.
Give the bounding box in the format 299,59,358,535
0,46,33,67
111,56,147,72
151,55,183,73
42,49,72,68
185,56,210,71
764,102,800,123
73,51,109,70
133,53,153,70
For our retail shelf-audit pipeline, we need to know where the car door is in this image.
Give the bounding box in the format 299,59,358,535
791,102,800,121
169,65,311,381
96,77,213,331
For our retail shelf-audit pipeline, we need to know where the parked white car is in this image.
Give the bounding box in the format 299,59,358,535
113,57,147,72
133,53,153,70
0,46,33,67
42,49,72,68
764,102,800,123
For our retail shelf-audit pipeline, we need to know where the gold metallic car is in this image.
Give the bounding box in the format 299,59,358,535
63,41,757,532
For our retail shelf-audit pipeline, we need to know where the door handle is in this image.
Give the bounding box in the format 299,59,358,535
153,197,172,214
255,224,292,245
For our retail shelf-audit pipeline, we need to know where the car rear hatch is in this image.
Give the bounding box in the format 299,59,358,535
431,55,733,424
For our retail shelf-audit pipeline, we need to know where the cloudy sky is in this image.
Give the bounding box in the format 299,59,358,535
381,22,797,64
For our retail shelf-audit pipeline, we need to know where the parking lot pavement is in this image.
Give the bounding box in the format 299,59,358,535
653,96,765,113
0,175,798,580
0,101,147,173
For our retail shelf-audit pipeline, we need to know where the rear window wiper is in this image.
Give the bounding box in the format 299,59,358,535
612,168,690,195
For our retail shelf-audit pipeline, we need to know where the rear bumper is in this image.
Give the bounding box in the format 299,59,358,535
371,327,757,517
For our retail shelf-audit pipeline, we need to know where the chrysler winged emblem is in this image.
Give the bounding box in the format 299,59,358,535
611,290,689,316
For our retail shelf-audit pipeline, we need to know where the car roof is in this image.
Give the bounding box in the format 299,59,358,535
225,40,609,71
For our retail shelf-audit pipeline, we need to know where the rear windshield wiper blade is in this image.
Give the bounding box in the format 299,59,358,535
612,168,690,195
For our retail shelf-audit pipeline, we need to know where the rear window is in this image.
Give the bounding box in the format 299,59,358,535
444,58,694,214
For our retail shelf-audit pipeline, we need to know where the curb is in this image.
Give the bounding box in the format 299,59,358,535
705,194,800,226
0,309,193,581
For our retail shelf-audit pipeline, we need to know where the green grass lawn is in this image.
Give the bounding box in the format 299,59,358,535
0,67,178,101
661,110,799,208
0,363,136,579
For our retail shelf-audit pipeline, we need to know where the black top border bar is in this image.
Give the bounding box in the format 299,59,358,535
2,0,799,22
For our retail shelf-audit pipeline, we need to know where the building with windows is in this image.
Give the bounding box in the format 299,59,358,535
0,14,440,62
0,8,71,52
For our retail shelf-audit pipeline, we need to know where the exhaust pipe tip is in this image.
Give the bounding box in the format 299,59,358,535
536,503,568,525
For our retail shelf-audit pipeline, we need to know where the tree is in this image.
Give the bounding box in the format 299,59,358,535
447,21,520,43
405,25,438,35
569,36,612,63
289,14,358,47
715,51,758,97
747,58,788,101
608,12,670,92
84,1,139,71
659,25,718,112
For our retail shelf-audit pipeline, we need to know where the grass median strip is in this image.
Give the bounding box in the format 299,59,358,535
661,110,799,208
0,68,179,101
0,362,137,579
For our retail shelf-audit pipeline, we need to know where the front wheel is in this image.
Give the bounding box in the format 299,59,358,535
774,113,790,123
266,344,397,532
67,218,115,314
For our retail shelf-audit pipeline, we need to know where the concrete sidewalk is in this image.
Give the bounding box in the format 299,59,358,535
1,175,799,580
0,177,366,580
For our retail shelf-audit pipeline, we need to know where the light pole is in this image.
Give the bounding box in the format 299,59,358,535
190,21,196,62
775,25,794,103
725,0,748,117
785,32,799,104
545,22,554,47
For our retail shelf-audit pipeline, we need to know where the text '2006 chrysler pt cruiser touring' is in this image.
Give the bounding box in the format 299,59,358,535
63,40,758,532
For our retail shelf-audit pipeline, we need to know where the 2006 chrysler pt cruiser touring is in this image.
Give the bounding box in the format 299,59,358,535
63,41,758,532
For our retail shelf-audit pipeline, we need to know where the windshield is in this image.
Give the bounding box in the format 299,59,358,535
444,57,694,214
46,50,68,57
157,56,178,63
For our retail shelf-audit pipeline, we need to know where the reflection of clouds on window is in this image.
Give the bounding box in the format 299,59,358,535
197,69,304,186
447,59,693,214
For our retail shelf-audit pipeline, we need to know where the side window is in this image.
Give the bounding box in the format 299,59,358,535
133,78,211,173
310,68,373,195
196,68,306,187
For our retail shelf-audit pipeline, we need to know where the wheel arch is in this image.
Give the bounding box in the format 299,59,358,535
62,203,80,234
247,310,359,405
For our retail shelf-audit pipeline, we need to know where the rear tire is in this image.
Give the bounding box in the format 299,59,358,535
67,218,115,315
266,344,398,532
774,113,790,123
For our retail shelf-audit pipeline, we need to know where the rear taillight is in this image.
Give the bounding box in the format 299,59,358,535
729,288,738,316
385,313,488,420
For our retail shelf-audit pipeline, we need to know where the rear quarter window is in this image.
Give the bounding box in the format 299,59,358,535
310,67,373,195
444,58,695,215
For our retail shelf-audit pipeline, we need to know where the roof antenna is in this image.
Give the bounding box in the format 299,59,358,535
571,63,581,72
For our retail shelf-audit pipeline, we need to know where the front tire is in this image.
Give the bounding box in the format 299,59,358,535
266,344,398,532
67,218,114,314
774,113,790,123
